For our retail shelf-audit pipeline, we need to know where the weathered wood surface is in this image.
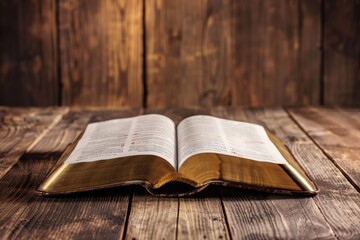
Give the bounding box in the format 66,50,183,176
289,107,360,191
0,108,140,239
324,0,360,106
235,108,360,239
0,107,360,239
146,0,232,108
0,0,58,106
59,0,143,107
211,108,335,239
126,188,178,240
1,0,360,107
0,107,67,178
232,0,321,106
178,188,230,240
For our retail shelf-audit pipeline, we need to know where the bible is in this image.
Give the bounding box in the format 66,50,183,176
37,114,318,196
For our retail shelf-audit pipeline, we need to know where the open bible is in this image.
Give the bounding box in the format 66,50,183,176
37,114,318,196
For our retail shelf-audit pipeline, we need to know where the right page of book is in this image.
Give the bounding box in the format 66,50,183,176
177,115,287,168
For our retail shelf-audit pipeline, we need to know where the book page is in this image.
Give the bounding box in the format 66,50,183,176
65,114,177,168
177,115,287,167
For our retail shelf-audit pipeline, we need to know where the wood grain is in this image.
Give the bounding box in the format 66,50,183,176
298,0,322,105
289,107,360,191
59,0,143,107
324,0,360,106
146,0,232,108
0,109,140,239
0,0,58,106
232,0,321,106
125,188,178,240
211,107,335,239
221,107,360,239
0,0,359,107
178,188,230,240
0,107,67,179
1,107,360,239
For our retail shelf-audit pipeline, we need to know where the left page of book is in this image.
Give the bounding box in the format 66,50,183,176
64,114,177,168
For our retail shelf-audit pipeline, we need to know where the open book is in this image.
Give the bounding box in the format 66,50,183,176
37,114,318,196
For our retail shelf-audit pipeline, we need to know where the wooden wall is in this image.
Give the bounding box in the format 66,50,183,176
0,0,359,107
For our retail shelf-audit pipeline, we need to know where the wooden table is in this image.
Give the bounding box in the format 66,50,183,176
1,107,359,239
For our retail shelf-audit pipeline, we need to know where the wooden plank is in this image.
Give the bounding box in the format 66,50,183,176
178,188,230,240
210,107,335,239
0,0,58,106
324,0,360,106
232,0,321,106
59,0,143,107
0,108,140,239
125,188,178,240
146,0,232,108
298,0,322,105
289,107,360,191
215,107,360,238
220,190,334,239
249,108,360,238
126,108,230,239
0,107,67,179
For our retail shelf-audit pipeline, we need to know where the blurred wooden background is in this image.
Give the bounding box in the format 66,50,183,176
0,0,359,107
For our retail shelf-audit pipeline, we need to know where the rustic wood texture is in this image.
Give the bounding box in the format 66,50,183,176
232,0,321,106
0,108,140,239
178,188,230,240
211,108,335,239
323,0,360,106
236,108,360,239
59,0,143,107
0,107,67,178
1,0,360,107
289,107,360,191
146,0,232,108
126,188,178,240
0,107,360,239
0,0,58,106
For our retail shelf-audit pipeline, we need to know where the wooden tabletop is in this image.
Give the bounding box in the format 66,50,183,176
0,107,359,239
